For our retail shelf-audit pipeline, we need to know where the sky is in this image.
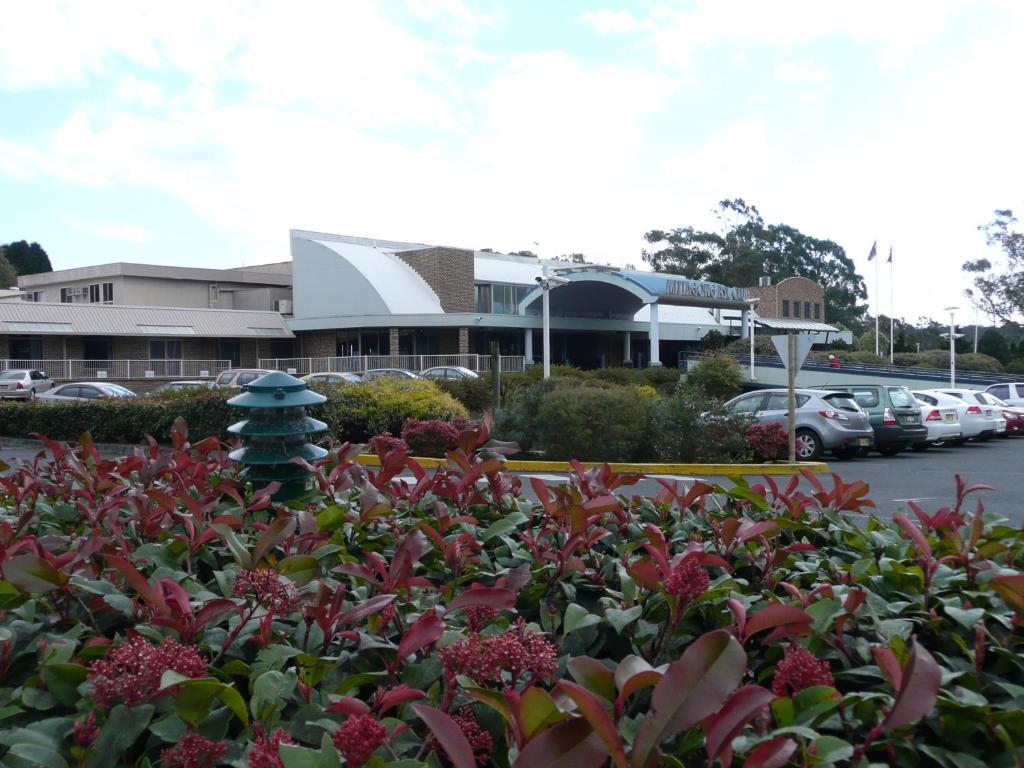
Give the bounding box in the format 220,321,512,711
1,0,1022,323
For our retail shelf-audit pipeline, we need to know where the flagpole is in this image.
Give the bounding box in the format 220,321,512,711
889,246,894,364
874,250,879,356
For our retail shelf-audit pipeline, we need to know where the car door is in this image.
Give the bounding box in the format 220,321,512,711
78,385,103,401
55,385,80,401
759,392,811,429
725,393,765,422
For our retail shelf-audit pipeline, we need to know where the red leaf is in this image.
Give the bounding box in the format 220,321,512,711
742,605,812,643
195,599,237,630
631,630,746,768
872,647,903,691
742,736,797,768
105,555,170,615
339,593,396,627
704,685,775,766
412,704,476,768
325,697,370,716
613,655,663,713
558,680,629,768
448,587,517,613
252,516,297,565
893,514,932,561
2,554,64,594
582,495,620,516
378,684,425,713
513,716,608,768
883,640,941,730
991,573,1024,614
567,656,616,702
397,609,445,660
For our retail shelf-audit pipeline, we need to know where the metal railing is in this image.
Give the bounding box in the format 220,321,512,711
259,354,528,375
0,359,233,381
682,352,1019,386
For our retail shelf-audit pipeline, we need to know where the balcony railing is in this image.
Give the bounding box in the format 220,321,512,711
0,359,233,381
258,354,528,376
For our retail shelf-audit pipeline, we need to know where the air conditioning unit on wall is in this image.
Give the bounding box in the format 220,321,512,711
274,299,293,315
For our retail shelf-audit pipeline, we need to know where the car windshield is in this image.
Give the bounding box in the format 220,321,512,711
847,389,879,408
102,385,134,396
0,371,24,380
887,387,915,407
822,394,861,412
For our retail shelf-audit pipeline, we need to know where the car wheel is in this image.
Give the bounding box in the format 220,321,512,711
912,442,929,452
794,429,822,461
878,446,902,456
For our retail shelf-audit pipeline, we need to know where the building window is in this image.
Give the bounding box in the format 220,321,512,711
149,339,183,360
804,301,811,318
814,303,821,320
793,301,800,318
782,300,790,317
102,282,113,303
8,336,43,361
475,284,492,313
83,337,112,360
60,288,73,303
21,291,45,302
89,283,100,303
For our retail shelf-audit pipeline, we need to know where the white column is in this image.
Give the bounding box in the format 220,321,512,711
623,332,631,365
649,302,661,367
542,269,551,379
524,327,533,364
740,308,749,338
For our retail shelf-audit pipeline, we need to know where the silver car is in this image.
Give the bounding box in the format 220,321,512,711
36,382,137,402
214,369,274,388
420,366,480,380
361,368,421,382
723,388,874,460
0,369,57,400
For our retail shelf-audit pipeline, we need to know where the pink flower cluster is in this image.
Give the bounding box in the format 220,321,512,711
332,714,388,768
247,723,295,768
464,605,498,633
159,731,226,768
440,619,558,686
772,644,835,697
72,712,99,748
665,556,709,604
233,569,300,614
453,707,494,765
88,635,207,708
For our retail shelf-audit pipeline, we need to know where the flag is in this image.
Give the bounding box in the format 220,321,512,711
868,241,877,261
887,245,893,263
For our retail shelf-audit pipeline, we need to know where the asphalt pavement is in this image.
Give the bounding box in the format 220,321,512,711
2,436,1020,524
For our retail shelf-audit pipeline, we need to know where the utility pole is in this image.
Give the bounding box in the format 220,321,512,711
787,332,796,463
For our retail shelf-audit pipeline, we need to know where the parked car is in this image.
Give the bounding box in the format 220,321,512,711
214,369,274,388
301,372,362,386
420,366,480,381
361,368,421,382
722,388,874,460
0,369,57,400
909,392,962,450
976,391,1024,436
36,382,137,403
914,390,999,442
984,382,1024,407
815,384,928,455
933,388,1006,438
154,380,216,394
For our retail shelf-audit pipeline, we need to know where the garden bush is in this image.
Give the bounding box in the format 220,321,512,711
1,435,1022,766
400,417,478,457
1005,357,1024,374
432,376,493,413
0,379,467,444
746,420,788,461
685,354,743,399
650,385,753,463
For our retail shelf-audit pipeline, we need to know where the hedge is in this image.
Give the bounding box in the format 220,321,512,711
0,379,467,444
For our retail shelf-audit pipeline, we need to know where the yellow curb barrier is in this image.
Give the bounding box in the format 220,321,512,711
353,454,829,475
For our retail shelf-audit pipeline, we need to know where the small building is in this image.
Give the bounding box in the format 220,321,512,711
744,276,825,322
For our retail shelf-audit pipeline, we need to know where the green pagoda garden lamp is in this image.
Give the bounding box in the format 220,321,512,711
227,371,328,500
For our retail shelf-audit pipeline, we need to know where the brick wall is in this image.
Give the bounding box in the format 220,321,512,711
241,340,259,368
395,247,475,312
458,327,469,354
298,330,335,358
745,277,826,321
388,328,400,355
113,337,150,360
182,338,218,360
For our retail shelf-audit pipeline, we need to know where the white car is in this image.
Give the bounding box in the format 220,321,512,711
916,389,998,441
36,382,137,403
420,366,480,381
910,392,962,449
984,382,1024,407
0,369,57,400
936,388,1007,437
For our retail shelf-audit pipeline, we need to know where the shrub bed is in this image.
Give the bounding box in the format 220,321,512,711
0,436,1021,766
0,379,467,444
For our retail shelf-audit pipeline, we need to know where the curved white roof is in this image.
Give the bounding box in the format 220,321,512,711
293,238,443,317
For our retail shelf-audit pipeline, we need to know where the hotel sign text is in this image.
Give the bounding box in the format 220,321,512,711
662,279,748,302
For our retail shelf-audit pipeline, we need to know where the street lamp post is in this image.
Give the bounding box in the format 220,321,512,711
538,265,570,379
944,305,958,388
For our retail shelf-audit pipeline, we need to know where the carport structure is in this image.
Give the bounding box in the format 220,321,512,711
518,266,755,369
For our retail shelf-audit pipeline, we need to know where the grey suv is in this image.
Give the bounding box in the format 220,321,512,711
723,388,874,460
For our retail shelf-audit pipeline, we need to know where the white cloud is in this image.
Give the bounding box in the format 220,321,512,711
774,60,829,83
580,10,644,35
406,0,500,36
67,216,155,243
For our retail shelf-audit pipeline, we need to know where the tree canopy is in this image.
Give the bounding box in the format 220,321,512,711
642,199,868,327
963,209,1024,322
0,240,53,276
0,252,18,290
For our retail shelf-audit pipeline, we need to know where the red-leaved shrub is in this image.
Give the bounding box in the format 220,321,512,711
746,421,788,461
401,417,478,456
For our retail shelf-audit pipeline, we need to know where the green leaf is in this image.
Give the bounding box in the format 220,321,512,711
518,685,569,741
3,555,63,593
253,516,297,566
5,743,69,768
39,663,87,707
162,675,249,728
0,579,27,609
564,603,603,634
86,704,154,768
944,607,985,631
212,523,253,570
277,555,320,586
605,605,642,634
251,669,298,722
480,515,524,542
280,743,326,768
631,630,746,768
812,735,853,764
315,505,348,532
